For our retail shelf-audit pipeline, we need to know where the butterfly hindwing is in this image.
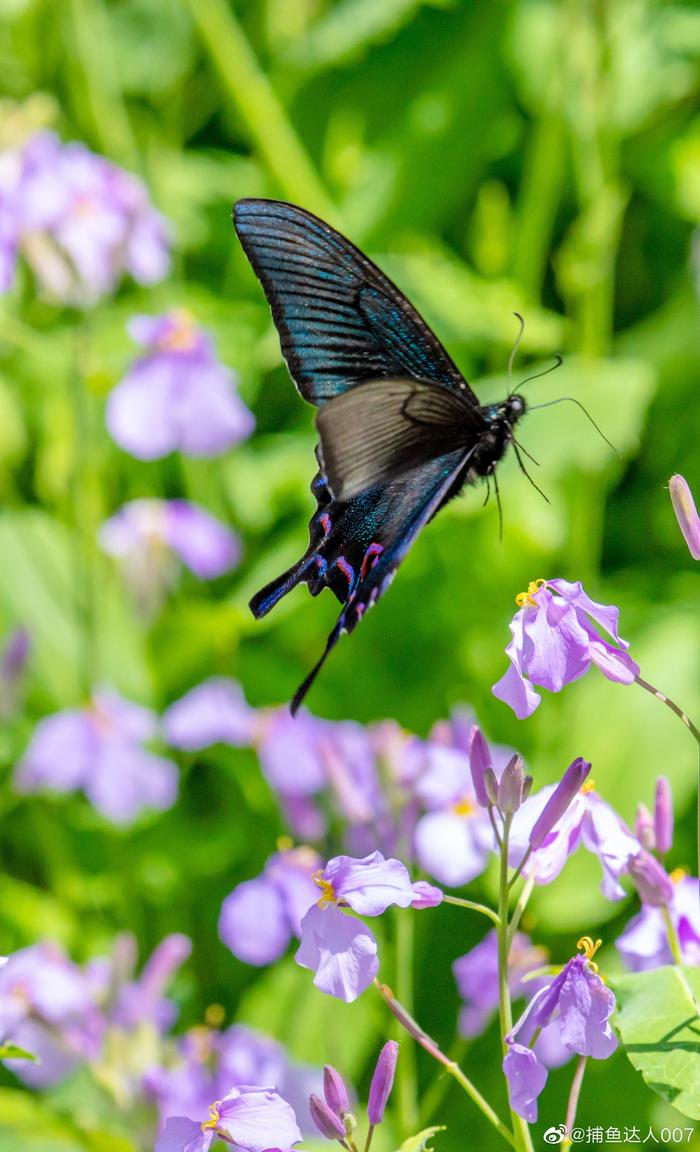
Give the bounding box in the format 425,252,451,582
316,377,483,502
233,199,479,405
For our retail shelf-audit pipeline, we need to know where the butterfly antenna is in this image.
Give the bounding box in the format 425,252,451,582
528,396,620,458
482,475,491,508
507,312,525,386
512,438,540,468
512,442,550,504
513,353,563,394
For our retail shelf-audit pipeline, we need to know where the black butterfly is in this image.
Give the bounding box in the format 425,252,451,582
234,199,527,714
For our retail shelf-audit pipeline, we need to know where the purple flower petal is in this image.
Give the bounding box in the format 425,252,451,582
414,810,493,888
163,678,256,750
216,1086,302,1152
323,852,417,915
492,662,542,719
295,904,378,1002
164,500,240,579
219,877,292,966
557,956,617,1059
503,1043,547,1123
156,1117,213,1152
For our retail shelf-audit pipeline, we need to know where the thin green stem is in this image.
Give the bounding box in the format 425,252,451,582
417,1037,468,1126
565,1055,588,1135
497,816,534,1152
508,875,535,946
186,0,337,221
374,981,515,1148
661,906,683,966
443,894,500,927
394,911,419,1137
363,1124,375,1152
508,847,532,891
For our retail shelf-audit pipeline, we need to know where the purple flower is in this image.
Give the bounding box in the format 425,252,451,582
493,578,639,718
99,499,240,612
219,846,321,966
0,627,31,719
617,873,700,971
163,678,256,750
309,1093,346,1140
322,1065,350,1118
627,850,674,907
503,937,617,1121
453,930,548,1038
14,690,178,825
413,743,498,887
112,934,191,1031
156,1086,302,1152
654,777,673,855
0,943,103,1087
669,474,700,560
295,853,440,1002
367,1040,398,1125
508,776,639,899
106,312,253,460
528,758,591,849
2,131,169,304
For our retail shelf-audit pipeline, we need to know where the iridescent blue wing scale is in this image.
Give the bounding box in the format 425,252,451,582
234,199,482,712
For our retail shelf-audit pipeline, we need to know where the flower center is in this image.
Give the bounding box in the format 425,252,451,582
451,797,475,817
669,867,687,884
201,1102,221,1133
313,869,337,908
581,778,596,794
515,578,547,608
159,309,198,352
577,935,602,972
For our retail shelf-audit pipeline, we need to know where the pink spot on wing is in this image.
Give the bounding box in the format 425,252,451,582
360,542,384,581
336,557,355,588
320,513,331,537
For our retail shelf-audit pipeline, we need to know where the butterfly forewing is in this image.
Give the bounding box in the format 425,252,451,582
233,199,479,405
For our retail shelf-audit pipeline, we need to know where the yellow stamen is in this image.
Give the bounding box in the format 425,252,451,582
205,1003,225,1028
515,578,547,608
669,867,687,884
452,797,475,817
276,835,293,853
201,1103,221,1133
312,869,336,908
577,935,602,972
160,309,197,352
581,778,596,794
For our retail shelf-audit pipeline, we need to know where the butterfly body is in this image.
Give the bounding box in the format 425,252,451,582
234,199,527,712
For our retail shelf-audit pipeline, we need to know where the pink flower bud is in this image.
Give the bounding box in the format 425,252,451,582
669,474,700,560
323,1065,350,1118
469,726,492,808
309,1093,346,1140
635,803,655,851
529,758,591,849
628,850,674,907
497,754,525,815
653,777,673,856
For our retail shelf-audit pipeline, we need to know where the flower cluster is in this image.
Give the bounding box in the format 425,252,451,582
309,1045,398,1144
0,131,169,304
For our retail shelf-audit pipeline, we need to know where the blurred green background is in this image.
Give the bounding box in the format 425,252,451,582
0,0,699,1149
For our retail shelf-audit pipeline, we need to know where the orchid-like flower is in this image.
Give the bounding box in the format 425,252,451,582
107,312,254,460
503,937,617,1122
493,578,639,718
295,852,441,1002
155,1086,302,1152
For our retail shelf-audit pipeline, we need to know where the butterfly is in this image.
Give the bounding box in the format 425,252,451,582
234,198,528,714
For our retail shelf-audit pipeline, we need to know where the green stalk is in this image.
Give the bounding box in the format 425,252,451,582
498,815,534,1152
661,906,682,966
186,0,337,221
443,894,501,927
394,910,419,1137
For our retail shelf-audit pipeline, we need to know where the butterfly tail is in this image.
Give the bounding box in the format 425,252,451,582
290,616,345,716
249,555,315,619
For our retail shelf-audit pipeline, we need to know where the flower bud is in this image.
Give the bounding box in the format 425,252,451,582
522,775,533,803
669,474,700,560
485,767,499,806
367,1040,399,1125
653,777,673,856
323,1065,350,1118
528,758,591,849
628,850,674,908
635,803,655,851
497,754,525,815
309,1093,346,1140
469,726,492,808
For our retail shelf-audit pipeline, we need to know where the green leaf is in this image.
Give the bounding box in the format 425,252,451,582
396,1126,446,1152
611,965,700,1119
0,1042,37,1060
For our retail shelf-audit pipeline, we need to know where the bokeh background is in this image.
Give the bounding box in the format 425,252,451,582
0,0,699,1149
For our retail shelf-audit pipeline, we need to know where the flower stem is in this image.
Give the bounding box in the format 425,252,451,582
508,875,535,946
394,910,419,1138
661,905,683,966
498,816,535,1152
363,1125,375,1152
374,981,516,1148
565,1055,588,1135
508,847,532,890
443,895,501,927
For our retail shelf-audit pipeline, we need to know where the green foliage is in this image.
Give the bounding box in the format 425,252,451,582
612,967,700,1120
396,1125,446,1152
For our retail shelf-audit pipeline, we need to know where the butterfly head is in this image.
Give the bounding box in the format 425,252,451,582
503,393,527,426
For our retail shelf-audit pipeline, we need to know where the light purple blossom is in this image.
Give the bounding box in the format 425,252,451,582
219,846,321,966
627,850,674,907
669,474,700,560
453,930,548,1038
503,939,617,1121
0,627,30,719
155,1086,302,1152
1,131,169,304
14,689,178,825
617,874,700,970
99,499,240,612
493,578,639,718
107,312,254,460
295,852,441,1002
112,934,191,1032
508,777,640,899
163,678,256,750
413,743,499,887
